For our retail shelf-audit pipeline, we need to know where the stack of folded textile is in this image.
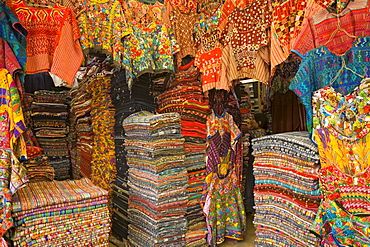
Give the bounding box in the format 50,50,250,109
88,75,116,193
22,154,54,182
110,70,158,241
123,111,188,247
252,132,321,246
156,61,209,246
31,90,71,180
11,178,111,246
69,77,93,179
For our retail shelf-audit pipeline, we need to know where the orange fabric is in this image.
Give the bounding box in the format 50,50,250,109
8,0,83,85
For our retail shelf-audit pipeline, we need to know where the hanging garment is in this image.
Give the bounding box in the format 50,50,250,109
219,0,270,81
202,163,246,246
270,0,326,70
78,0,126,64
194,5,230,92
122,21,179,83
312,200,370,246
293,0,370,57
0,69,26,157
0,2,27,71
289,36,370,134
169,8,197,64
312,78,370,214
8,0,83,85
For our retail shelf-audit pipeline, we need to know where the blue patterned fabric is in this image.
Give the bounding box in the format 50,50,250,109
0,2,27,70
289,36,370,134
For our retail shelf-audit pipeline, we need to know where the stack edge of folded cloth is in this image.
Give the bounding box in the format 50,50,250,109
11,178,111,246
22,154,54,182
31,90,71,180
123,111,188,247
110,70,158,241
156,61,209,246
252,132,321,246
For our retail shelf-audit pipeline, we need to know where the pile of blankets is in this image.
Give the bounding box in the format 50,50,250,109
252,132,321,246
156,61,209,246
123,111,188,247
22,154,54,182
110,70,158,241
11,178,111,246
68,77,93,179
31,90,71,180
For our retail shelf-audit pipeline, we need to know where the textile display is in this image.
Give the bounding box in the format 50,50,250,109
252,132,321,246
156,60,209,246
11,178,111,246
203,106,246,246
0,68,26,157
30,90,71,180
0,2,27,72
289,36,370,134
8,0,83,86
311,77,370,244
68,74,93,179
21,154,54,182
110,69,158,241
293,0,370,58
0,149,28,245
123,111,188,247
87,75,116,194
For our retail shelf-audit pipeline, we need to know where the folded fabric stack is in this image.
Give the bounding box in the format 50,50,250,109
252,132,321,246
11,178,111,246
69,77,93,179
123,111,188,247
110,71,157,241
156,61,209,247
88,75,116,193
31,90,71,180
22,154,54,182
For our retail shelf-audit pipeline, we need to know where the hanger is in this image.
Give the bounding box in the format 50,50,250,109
324,13,356,46
329,55,364,85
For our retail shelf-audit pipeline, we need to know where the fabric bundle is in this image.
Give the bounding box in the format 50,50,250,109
87,75,116,194
156,61,209,246
110,70,158,241
123,111,188,247
31,90,71,180
252,132,321,246
68,76,93,179
21,154,54,182
11,178,111,246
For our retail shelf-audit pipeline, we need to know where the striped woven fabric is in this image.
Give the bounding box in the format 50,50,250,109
252,132,321,246
11,178,110,247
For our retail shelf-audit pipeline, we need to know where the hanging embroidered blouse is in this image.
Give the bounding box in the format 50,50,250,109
121,20,179,83
289,36,370,134
0,2,27,71
219,0,271,80
194,5,229,92
312,78,370,213
9,0,83,86
169,8,197,64
312,200,370,247
78,0,126,64
293,0,370,57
